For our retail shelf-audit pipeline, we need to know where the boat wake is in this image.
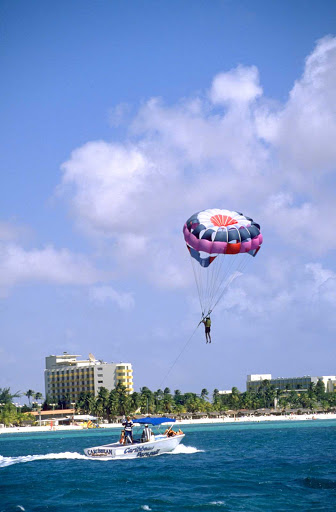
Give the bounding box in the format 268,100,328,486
0,445,201,467
169,444,202,455
0,452,87,468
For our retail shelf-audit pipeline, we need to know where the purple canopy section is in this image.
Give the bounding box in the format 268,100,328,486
183,223,263,256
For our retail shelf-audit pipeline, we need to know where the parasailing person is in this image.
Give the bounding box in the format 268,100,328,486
202,315,212,344
183,208,263,344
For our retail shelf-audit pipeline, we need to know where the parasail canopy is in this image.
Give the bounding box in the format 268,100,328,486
183,208,263,316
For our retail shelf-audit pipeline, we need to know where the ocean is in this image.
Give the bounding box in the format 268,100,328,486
1,420,336,511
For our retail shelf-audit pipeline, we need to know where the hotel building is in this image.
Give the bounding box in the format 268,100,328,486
247,374,336,393
45,352,133,402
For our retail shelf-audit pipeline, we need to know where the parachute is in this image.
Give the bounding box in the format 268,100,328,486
183,208,263,317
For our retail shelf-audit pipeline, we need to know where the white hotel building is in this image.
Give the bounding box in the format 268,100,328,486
45,352,133,403
247,374,336,392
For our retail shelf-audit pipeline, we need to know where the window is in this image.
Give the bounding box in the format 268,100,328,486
98,373,103,377
98,380,103,383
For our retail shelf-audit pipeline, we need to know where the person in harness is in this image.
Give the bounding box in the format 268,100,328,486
122,416,134,444
202,315,212,344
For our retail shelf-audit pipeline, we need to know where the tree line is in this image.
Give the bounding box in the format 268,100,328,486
1,380,336,426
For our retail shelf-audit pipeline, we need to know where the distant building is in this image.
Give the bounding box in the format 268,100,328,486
246,374,336,393
218,390,233,395
45,352,133,402
318,376,336,393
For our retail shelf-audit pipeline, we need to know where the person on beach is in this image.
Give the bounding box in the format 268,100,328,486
122,416,133,444
202,315,212,343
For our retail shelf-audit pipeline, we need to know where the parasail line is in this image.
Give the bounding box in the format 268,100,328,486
211,255,250,313
159,323,201,389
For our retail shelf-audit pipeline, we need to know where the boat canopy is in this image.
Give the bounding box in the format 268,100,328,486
133,417,176,426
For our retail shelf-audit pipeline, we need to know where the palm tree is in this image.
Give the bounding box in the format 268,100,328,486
96,387,109,413
162,388,173,413
35,392,43,403
116,383,131,415
140,386,154,414
77,392,95,414
25,390,35,405
153,389,164,413
131,391,141,413
212,389,221,411
0,387,21,404
173,389,183,408
201,388,209,400
107,389,119,419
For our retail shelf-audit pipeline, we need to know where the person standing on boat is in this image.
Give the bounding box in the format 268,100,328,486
122,416,134,444
202,315,212,344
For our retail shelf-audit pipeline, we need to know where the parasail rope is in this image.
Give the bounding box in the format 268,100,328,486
159,254,251,389
189,252,204,315
205,253,236,314
159,322,201,389
211,254,250,313
207,254,234,312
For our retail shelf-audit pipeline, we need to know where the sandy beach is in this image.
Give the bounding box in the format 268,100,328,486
1,412,336,435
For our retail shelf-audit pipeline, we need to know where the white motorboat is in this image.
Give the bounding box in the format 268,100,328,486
84,417,185,459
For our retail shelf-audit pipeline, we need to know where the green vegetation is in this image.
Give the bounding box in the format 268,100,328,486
46,380,336,419
0,387,35,426
2,380,336,426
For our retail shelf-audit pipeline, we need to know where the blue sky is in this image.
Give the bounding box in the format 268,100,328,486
1,0,336,398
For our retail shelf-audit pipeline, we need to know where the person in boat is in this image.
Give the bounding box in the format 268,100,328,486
202,315,212,343
165,426,177,437
119,429,125,444
141,424,153,443
122,416,134,444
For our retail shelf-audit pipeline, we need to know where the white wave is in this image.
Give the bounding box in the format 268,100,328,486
16,507,25,511
209,501,225,506
0,452,88,468
141,506,152,511
169,444,202,455
0,445,201,468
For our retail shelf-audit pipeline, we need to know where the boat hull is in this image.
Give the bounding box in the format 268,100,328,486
84,434,185,459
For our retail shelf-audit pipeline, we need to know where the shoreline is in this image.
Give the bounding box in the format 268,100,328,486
1,412,336,435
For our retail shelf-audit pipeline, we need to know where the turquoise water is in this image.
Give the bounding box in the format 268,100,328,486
1,420,336,511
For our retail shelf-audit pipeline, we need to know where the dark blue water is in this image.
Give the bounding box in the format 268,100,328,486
1,420,336,511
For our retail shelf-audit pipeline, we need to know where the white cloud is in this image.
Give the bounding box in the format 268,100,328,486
90,285,135,310
0,243,104,294
305,263,336,305
215,259,336,317
61,141,153,236
209,65,263,105
59,36,336,296
257,36,336,174
0,220,30,242
0,221,18,241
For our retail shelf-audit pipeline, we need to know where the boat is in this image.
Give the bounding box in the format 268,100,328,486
84,417,185,459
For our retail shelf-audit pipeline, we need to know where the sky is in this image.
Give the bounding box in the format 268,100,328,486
1,0,336,399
